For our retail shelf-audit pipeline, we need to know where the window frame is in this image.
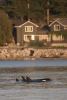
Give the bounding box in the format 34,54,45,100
25,26,33,32
54,24,60,31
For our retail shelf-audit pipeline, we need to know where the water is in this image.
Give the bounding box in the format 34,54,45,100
0,59,67,100
0,59,67,68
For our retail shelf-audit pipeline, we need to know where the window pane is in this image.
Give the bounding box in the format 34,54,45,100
25,26,33,32
54,24,60,31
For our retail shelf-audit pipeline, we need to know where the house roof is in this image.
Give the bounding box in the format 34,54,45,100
15,20,39,28
49,18,67,27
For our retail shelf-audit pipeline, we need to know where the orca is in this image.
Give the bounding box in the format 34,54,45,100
21,76,26,82
21,76,51,83
16,76,51,83
16,78,19,82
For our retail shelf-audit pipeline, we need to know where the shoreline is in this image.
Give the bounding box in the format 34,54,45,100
0,56,67,61
0,47,67,60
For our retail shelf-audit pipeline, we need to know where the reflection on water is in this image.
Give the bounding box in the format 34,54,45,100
0,67,67,100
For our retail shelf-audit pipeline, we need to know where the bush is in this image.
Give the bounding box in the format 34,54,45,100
48,31,67,37
29,41,44,48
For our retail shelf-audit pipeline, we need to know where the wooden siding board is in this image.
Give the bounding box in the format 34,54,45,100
22,23,37,35
50,22,64,31
16,21,49,44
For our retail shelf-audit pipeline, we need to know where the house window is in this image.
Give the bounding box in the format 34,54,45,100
64,26,67,30
54,24,60,31
25,26,33,32
31,35,35,40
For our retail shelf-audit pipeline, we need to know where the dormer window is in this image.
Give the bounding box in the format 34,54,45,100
54,24,60,31
25,26,33,32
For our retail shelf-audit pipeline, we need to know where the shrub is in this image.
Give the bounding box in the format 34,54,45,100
29,41,44,48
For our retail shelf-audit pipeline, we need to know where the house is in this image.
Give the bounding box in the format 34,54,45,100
48,18,67,42
15,20,50,45
15,18,67,45
49,18,67,31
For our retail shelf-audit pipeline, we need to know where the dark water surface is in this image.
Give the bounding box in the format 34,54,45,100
0,59,67,100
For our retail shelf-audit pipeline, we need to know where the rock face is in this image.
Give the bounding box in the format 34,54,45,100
0,47,67,60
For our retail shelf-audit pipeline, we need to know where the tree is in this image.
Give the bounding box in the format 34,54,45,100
41,0,56,24
0,10,12,45
3,0,28,18
0,0,67,20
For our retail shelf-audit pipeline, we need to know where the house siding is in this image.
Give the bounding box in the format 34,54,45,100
16,22,39,44
17,27,24,44
50,22,64,31
15,21,50,45
22,22,38,35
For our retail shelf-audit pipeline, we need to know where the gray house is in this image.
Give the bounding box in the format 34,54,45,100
15,20,49,45
49,18,67,31
48,18,67,42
